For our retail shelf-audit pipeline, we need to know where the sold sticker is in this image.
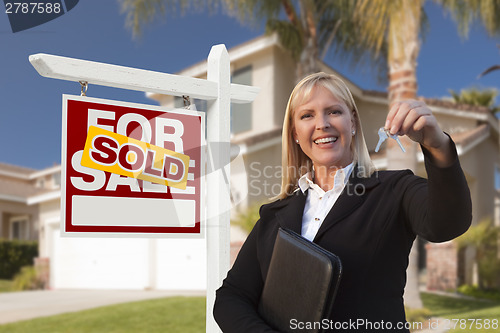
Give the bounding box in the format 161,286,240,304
81,126,190,190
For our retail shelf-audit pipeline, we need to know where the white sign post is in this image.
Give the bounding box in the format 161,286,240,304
30,45,259,332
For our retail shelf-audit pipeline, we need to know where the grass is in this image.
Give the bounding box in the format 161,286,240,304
421,292,500,332
0,296,206,333
1,292,499,332
0,280,13,293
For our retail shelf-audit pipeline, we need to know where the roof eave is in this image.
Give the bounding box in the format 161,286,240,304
27,190,61,205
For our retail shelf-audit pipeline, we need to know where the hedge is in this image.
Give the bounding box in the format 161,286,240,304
0,239,38,279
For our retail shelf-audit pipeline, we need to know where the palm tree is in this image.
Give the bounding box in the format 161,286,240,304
353,0,500,309
119,0,386,80
449,87,500,113
222,0,387,79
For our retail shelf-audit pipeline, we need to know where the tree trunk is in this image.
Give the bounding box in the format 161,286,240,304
386,0,423,309
296,37,320,80
295,0,320,81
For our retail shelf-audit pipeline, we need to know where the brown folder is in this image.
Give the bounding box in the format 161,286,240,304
258,228,342,333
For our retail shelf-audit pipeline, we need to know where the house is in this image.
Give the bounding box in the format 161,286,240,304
150,34,500,290
0,162,60,242
3,34,498,290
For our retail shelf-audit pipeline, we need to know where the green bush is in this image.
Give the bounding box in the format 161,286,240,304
231,202,264,233
12,266,44,291
457,284,500,302
405,307,432,328
455,218,500,289
0,239,38,279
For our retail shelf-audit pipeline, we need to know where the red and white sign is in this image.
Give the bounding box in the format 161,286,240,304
61,95,205,237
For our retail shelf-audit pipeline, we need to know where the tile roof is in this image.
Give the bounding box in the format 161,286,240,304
449,124,490,147
419,97,491,114
0,162,36,176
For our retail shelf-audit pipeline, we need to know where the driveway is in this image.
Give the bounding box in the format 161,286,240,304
0,289,205,324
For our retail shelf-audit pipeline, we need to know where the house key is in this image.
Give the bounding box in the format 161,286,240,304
375,127,388,152
374,127,406,153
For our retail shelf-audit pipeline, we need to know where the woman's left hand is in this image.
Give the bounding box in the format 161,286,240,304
385,100,449,150
385,100,454,167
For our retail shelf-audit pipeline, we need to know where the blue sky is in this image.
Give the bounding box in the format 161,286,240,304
1,0,499,169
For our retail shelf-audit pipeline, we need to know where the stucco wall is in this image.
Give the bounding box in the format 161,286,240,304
432,112,479,134
461,136,500,226
272,46,296,128
355,99,388,152
38,198,60,258
245,142,283,206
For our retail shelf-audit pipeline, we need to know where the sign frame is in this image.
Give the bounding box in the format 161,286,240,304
30,45,259,332
61,94,206,239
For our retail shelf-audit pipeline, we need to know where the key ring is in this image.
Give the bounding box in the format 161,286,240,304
182,95,190,109
79,81,88,96
375,127,406,153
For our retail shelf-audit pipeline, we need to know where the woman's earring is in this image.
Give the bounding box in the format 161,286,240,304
352,130,356,136
295,139,299,144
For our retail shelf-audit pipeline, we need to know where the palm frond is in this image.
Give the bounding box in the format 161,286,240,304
119,0,218,38
315,0,390,84
449,87,499,110
221,0,282,27
478,65,500,78
348,0,426,83
435,0,500,38
266,19,303,60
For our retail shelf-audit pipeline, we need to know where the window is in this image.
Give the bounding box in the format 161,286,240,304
36,178,45,188
231,66,252,134
495,164,500,191
52,173,61,188
10,216,29,240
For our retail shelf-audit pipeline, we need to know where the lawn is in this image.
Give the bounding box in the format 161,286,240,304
421,292,500,333
0,292,498,332
0,296,206,333
0,280,13,293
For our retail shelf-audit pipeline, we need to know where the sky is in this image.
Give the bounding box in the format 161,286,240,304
1,0,499,170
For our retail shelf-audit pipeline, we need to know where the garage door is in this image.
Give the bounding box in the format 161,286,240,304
51,226,206,290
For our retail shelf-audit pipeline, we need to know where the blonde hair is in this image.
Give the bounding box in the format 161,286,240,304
275,72,376,200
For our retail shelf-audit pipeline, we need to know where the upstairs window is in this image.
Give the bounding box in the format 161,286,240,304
495,164,500,191
231,66,252,134
53,173,61,188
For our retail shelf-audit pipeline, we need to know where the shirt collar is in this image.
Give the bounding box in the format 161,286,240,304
298,162,354,194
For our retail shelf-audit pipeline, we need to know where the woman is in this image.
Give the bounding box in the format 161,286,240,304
214,72,471,332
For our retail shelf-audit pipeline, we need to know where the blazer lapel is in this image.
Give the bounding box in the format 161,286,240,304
313,166,380,242
275,190,307,234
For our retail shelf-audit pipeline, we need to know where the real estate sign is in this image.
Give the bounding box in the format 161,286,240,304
61,95,205,237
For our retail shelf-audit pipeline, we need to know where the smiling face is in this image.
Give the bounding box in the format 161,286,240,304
292,85,355,172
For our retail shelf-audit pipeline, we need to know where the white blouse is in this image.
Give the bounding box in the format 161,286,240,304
298,163,354,241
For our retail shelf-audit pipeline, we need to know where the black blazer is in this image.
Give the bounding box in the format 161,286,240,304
214,143,472,332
